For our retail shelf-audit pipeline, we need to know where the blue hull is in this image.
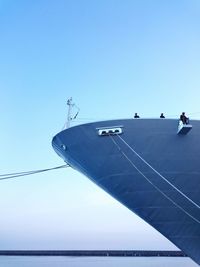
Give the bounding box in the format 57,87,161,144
52,119,200,265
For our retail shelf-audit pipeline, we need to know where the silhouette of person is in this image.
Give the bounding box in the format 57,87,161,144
160,113,165,118
180,112,188,124
134,113,140,118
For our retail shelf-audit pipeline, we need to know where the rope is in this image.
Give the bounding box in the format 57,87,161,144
0,164,69,181
117,135,200,210
109,135,200,224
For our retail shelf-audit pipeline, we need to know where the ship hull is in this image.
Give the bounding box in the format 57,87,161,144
52,119,200,265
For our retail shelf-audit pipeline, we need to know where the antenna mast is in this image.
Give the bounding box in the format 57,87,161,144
66,97,73,129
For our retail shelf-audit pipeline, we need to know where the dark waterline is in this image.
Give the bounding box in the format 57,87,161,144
0,250,187,257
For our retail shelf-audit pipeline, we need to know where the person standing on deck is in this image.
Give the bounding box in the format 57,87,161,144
180,112,188,124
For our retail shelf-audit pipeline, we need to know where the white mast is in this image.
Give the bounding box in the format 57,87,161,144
66,97,73,129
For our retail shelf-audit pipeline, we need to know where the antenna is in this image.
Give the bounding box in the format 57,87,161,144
66,97,74,129
65,97,80,129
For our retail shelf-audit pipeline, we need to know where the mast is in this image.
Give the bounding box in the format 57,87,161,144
65,97,80,129
66,97,73,129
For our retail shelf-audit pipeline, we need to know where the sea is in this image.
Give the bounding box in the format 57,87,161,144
0,256,198,267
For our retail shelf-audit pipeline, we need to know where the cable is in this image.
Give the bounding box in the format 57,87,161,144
0,164,69,181
117,135,200,210
109,135,200,225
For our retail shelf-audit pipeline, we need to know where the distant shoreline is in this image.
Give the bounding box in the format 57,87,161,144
0,250,187,257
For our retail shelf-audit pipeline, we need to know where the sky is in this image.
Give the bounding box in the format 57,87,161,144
0,0,200,250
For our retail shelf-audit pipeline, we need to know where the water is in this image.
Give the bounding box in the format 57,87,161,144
0,256,198,267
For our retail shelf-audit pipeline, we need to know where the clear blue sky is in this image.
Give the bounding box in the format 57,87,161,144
0,0,200,250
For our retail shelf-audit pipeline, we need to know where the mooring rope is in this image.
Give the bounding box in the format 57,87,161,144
0,164,69,181
109,135,200,224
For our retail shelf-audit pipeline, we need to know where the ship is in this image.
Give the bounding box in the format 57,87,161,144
52,110,200,265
